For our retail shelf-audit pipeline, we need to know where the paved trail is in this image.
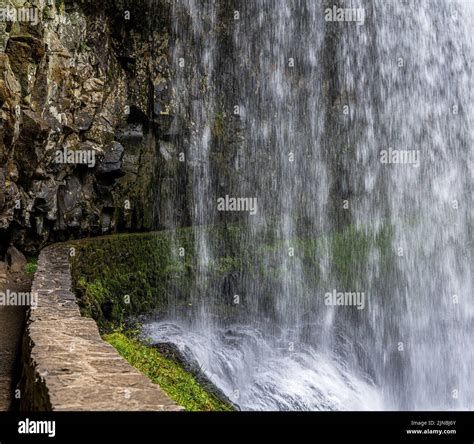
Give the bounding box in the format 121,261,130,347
0,272,31,411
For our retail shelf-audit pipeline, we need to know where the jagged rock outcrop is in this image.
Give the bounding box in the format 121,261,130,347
0,0,174,255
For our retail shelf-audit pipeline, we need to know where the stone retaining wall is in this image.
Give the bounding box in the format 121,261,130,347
19,244,182,411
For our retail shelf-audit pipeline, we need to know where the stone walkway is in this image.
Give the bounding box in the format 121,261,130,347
0,272,31,411
21,245,182,411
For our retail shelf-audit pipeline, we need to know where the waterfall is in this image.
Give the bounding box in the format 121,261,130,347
147,0,473,411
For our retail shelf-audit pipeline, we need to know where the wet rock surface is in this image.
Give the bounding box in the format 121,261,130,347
0,0,175,255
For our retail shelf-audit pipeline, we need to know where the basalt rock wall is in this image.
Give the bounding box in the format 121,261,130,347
0,0,178,256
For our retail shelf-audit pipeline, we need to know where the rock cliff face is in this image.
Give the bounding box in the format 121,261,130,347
0,0,175,255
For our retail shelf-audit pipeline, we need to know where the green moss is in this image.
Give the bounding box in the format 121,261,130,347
79,41,91,52
69,230,196,330
68,226,248,329
75,277,114,321
57,0,66,14
211,112,226,139
104,332,233,412
25,258,38,275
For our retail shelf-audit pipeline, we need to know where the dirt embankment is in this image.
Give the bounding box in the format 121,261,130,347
0,270,32,411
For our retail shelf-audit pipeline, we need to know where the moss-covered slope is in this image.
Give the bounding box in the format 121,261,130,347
105,332,233,412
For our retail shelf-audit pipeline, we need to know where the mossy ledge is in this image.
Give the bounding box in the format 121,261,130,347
69,230,196,330
69,223,394,330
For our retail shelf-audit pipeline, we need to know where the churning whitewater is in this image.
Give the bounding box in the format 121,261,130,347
145,0,473,411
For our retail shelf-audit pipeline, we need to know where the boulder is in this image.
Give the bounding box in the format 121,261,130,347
74,109,95,131
95,141,125,178
7,246,27,273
